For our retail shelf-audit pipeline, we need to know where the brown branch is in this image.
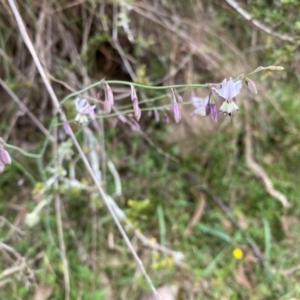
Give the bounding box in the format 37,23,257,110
244,120,290,208
225,0,297,43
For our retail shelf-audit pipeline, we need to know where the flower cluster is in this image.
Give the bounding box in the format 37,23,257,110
190,77,257,122
64,76,257,135
169,77,257,124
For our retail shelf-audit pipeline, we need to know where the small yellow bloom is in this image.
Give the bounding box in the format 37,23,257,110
233,248,243,260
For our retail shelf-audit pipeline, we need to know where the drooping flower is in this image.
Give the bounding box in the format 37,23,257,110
245,78,257,94
131,85,141,121
0,149,11,165
191,95,218,122
213,78,242,116
63,121,71,135
191,95,209,116
208,103,218,123
74,97,96,123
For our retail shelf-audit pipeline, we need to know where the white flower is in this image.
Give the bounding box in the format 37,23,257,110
219,100,239,116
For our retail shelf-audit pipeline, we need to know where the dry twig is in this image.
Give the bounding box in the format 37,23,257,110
7,1,161,298
225,0,297,43
244,118,290,208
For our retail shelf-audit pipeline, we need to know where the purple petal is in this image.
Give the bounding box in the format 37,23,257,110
75,97,88,113
210,103,218,122
192,96,209,109
63,121,72,135
0,149,11,165
88,106,96,120
130,120,141,131
205,104,211,116
246,78,257,94
118,114,127,123
234,79,242,96
226,78,236,99
173,101,181,123
103,100,112,113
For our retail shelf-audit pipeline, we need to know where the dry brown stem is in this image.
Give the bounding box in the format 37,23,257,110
225,0,297,43
244,107,290,208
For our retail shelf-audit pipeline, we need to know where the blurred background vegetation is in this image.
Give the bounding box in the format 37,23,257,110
0,0,300,299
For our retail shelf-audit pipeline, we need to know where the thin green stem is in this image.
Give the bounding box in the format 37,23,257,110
60,65,283,106
4,144,42,159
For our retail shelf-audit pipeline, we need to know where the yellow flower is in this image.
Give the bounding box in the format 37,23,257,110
233,248,243,260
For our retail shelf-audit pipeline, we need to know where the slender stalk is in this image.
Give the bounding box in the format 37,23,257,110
60,66,282,105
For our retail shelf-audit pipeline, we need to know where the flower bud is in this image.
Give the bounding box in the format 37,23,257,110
245,78,257,94
63,121,71,135
103,99,112,113
106,83,114,106
133,98,141,121
209,103,218,123
131,85,141,121
0,149,11,165
174,89,183,102
173,101,181,123
267,66,284,71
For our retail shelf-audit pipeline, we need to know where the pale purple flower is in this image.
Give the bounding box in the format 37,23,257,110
245,78,257,94
213,78,242,116
173,101,181,123
0,149,11,165
75,97,96,123
191,96,209,116
106,83,114,106
213,78,242,100
191,95,218,122
63,121,71,135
